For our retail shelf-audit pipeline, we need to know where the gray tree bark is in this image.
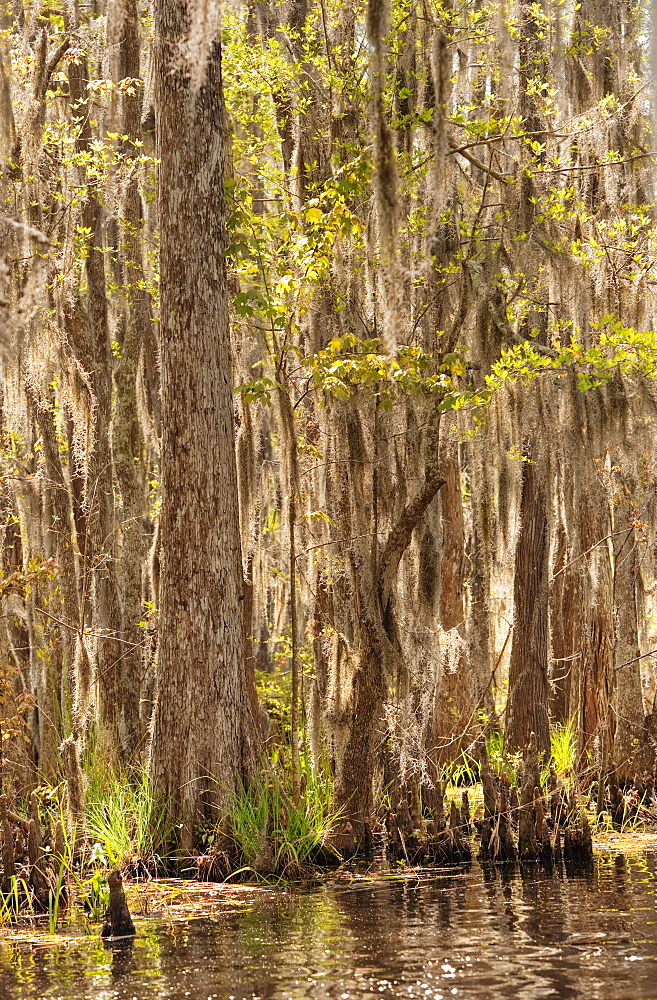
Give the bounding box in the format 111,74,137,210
149,0,257,842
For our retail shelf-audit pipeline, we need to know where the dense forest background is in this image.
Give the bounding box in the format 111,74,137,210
2,0,657,859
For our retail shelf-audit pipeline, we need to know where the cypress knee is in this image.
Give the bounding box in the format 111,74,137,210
101,869,136,938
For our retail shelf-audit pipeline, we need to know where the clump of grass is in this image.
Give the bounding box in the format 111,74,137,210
226,765,342,878
85,762,172,873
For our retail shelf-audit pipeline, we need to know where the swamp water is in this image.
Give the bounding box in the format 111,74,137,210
1,852,657,1000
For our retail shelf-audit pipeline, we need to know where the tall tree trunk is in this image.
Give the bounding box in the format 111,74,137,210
465,437,496,730
433,448,470,763
577,467,615,774
109,0,149,759
149,0,257,842
610,458,654,779
63,0,123,738
549,514,583,727
505,438,551,758
331,400,446,840
329,403,383,837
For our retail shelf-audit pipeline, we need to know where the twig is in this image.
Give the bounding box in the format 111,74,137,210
447,136,509,183
614,648,657,671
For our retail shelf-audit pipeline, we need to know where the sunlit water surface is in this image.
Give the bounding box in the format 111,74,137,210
1,853,657,1000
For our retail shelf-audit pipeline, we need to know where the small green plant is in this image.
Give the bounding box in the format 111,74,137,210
17,878,34,921
590,809,614,834
438,751,478,788
75,870,108,922
47,862,67,934
256,634,314,744
0,882,16,926
485,731,522,783
550,717,577,781
8,876,20,916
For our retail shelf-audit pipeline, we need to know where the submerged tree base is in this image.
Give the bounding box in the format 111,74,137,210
100,870,136,939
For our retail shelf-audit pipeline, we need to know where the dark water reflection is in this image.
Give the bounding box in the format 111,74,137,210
1,853,657,999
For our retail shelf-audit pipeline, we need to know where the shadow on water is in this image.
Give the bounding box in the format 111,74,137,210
0,854,656,999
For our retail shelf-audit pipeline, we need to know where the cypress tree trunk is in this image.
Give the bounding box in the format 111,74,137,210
433,448,470,763
610,458,654,779
466,438,495,728
63,0,123,738
332,399,446,840
149,0,257,842
329,404,383,838
85,195,124,742
505,439,551,758
549,516,583,727
109,0,149,759
578,465,614,771
31,395,80,680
